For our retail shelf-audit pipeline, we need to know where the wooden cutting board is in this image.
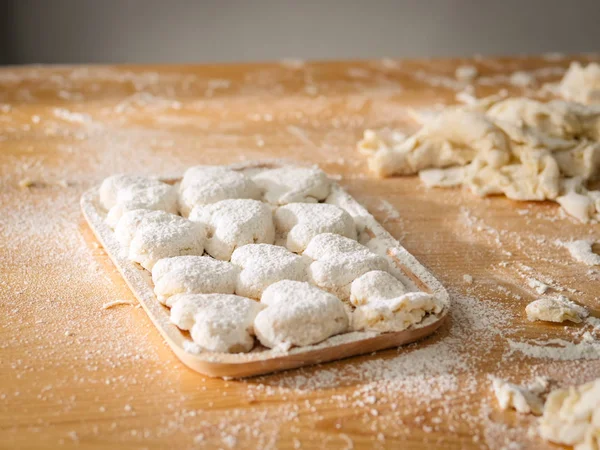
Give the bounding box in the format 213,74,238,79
1,56,599,449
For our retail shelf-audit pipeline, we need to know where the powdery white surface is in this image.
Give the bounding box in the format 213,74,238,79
128,216,206,271
351,292,444,333
99,174,162,210
350,270,407,306
253,281,348,350
114,209,184,248
189,199,275,261
525,296,589,324
305,234,391,299
539,377,600,449
274,203,357,253
106,182,178,228
169,293,263,353
151,255,239,305
252,166,331,205
564,239,600,266
230,244,309,299
178,166,261,217
490,376,546,415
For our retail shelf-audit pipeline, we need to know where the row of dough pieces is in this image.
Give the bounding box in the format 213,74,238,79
100,167,443,353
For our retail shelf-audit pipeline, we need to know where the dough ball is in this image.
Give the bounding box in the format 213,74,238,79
189,199,275,261
231,244,309,299
274,203,357,253
169,293,263,353
178,166,260,217
128,217,206,271
350,270,406,306
114,209,185,248
151,255,239,305
99,174,162,210
106,182,178,228
525,296,589,323
252,166,331,205
254,280,348,350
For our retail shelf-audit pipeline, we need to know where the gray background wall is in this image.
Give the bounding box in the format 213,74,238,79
2,0,600,65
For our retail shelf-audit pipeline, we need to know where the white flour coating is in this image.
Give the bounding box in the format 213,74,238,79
252,166,331,205
114,209,184,247
525,296,589,324
558,62,600,105
349,270,406,306
189,199,274,261
99,174,162,210
230,244,309,299
128,217,206,271
274,203,357,253
490,376,547,415
178,166,261,217
357,86,600,222
169,293,263,353
253,280,348,351
151,256,239,305
351,292,443,333
303,232,366,260
305,234,390,300
508,331,600,361
563,239,600,266
106,182,178,228
539,377,600,450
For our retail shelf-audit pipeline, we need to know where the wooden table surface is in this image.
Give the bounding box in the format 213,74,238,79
1,56,599,450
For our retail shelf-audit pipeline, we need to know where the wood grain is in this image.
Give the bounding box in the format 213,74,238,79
1,56,599,449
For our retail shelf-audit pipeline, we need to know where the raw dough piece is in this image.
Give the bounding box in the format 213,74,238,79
490,377,547,415
169,293,263,353
99,174,162,210
525,296,589,324
253,280,348,350
558,62,600,105
114,209,183,248
189,199,275,261
539,377,600,450
564,239,600,266
151,256,239,305
230,244,309,299
305,234,390,299
274,203,357,253
351,291,443,333
106,182,178,228
252,166,331,205
349,270,406,306
128,216,206,271
178,166,261,217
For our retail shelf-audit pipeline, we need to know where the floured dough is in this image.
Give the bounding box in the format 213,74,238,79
253,280,348,350
559,62,600,105
169,293,263,353
491,377,547,415
100,174,162,209
539,377,600,450
350,270,406,306
178,166,261,217
189,199,275,261
231,244,309,299
106,183,178,228
525,296,589,324
252,166,331,205
305,234,390,299
358,91,600,222
151,256,239,305
351,291,443,333
114,209,183,248
128,216,206,271
274,203,357,253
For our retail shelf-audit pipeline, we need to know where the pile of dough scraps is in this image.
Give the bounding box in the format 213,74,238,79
358,62,600,223
99,165,446,354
